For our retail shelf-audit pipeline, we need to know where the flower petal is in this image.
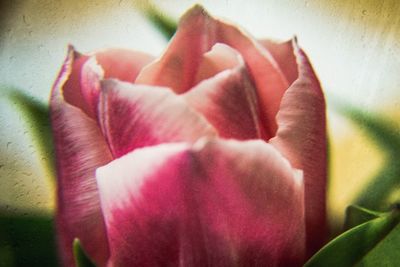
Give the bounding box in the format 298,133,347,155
184,50,264,140
95,48,154,82
259,39,298,86
50,47,111,266
63,47,154,118
193,43,241,83
136,5,289,138
135,5,216,93
80,57,103,119
269,41,327,256
96,139,305,266
98,79,217,158
214,19,289,138
62,48,90,114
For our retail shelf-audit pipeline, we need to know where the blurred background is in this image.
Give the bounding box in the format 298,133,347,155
1,0,400,265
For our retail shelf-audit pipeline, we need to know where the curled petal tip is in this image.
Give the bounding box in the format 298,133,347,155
66,44,82,58
66,43,75,52
181,3,211,22
189,4,208,14
292,35,298,45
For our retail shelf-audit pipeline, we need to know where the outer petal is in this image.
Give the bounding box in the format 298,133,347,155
97,139,305,267
63,47,154,118
136,5,288,137
270,40,327,256
98,79,217,158
184,46,264,140
50,47,111,266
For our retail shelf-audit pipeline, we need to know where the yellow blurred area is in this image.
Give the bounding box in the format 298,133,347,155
328,115,383,227
328,107,400,229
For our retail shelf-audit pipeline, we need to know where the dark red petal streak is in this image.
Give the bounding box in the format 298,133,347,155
50,47,111,266
98,80,216,158
270,42,327,256
97,139,305,267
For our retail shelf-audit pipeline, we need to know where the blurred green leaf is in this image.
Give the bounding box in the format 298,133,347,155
344,205,382,230
141,2,177,40
0,212,58,267
305,208,400,267
7,89,55,180
335,103,400,211
73,239,95,267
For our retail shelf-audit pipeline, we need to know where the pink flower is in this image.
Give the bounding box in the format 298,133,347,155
50,5,327,267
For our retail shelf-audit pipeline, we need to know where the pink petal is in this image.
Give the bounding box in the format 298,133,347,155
50,47,111,266
98,79,217,158
193,43,241,83
80,57,103,119
259,38,298,86
184,47,264,140
63,47,154,118
94,49,154,82
97,139,305,267
215,20,289,138
136,5,289,138
269,40,327,256
135,6,216,93
62,48,90,114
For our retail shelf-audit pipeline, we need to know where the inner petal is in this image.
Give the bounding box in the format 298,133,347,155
184,63,265,140
194,43,241,84
98,79,217,158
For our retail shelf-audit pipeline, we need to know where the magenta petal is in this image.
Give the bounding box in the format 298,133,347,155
184,59,263,140
50,47,111,266
98,80,217,158
136,5,288,137
270,41,327,256
97,139,305,267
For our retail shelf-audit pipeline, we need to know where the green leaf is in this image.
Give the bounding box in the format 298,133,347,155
355,220,400,266
8,89,55,181
334,102,400,210
305,208,400,267
0,212,58,267
344,205,382,230
140,2,177,40
73,239,96,267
